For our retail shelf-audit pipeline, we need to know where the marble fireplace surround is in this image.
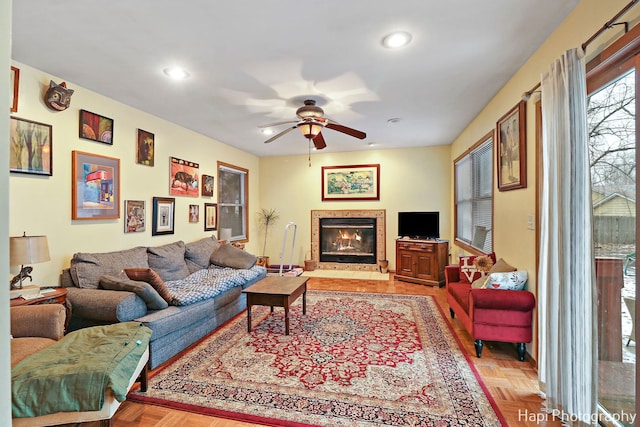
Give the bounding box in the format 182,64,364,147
311,209,386,271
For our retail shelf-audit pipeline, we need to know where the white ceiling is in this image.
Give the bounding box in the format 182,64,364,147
11,0,579,157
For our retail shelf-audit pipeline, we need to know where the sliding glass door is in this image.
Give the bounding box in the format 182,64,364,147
587,67,636,426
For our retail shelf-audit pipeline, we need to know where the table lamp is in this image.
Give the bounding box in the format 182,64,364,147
219,228,232,243
9,233,50,294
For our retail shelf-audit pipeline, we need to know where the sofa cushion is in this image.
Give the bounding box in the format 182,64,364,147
185,236,221,273
124,268,174,304
483,271,528,290
210,244,257,269
70,247,149,289
147,241,190,281
100,275,169,310
448,282,471,315
489,258,516,274
458,252,497,284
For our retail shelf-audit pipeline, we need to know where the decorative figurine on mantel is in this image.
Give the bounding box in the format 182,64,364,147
43,80,74,111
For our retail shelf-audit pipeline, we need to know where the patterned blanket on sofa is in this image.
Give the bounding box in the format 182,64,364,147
166,265,265,305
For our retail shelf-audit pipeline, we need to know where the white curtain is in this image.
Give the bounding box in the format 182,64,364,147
539,48,598,425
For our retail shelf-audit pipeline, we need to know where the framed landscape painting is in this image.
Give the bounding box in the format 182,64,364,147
496,101,526,191
72,151,120,220
9,116,52,176
321,164,380,201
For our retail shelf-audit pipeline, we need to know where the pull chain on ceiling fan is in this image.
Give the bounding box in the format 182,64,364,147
260,99,366,150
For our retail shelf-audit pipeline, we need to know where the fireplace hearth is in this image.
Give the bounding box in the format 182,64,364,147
311,209,386,272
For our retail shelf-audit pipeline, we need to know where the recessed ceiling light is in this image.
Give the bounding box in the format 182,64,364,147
387,118,402,124
163,67,190,80
261,128,274,135
381,32,412,49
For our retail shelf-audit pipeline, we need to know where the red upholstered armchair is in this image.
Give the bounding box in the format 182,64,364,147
445,264,536,361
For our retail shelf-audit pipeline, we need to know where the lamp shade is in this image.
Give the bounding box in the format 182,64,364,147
219,228,232,242
10,235,50,266
298,122,323,139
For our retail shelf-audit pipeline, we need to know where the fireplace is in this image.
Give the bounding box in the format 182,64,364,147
311,209,386,272
319,217,376,264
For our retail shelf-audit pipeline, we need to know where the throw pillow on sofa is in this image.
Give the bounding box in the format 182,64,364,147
483,270,528,290
471,257,517,288
70,246,149,289
458,252,497,284
210,244,257,269
124,268,174,304
185,236,221,273
100,275,169,310
147,241,190,281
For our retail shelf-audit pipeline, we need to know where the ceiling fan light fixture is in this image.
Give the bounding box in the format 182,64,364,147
261,128,274,135
298,122,323,140
382,31,412,49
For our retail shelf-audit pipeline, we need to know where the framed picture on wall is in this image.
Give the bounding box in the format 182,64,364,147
10,66,19,113
170,157,199,197
136,129,154,166
9,116,53,176
204,203,217,231
496,101,527,191
152,197,175,235
189,204,199,223
71,151,120,220
202,174,214,197
124,200,145,233
79,109,114,144
321,164,380,201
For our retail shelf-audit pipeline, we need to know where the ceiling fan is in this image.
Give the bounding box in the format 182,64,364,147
260,99,366,150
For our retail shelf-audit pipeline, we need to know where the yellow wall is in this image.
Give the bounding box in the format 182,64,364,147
9,62,263,286
258,146,452,269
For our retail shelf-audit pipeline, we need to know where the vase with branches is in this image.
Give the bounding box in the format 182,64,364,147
257,208,280,265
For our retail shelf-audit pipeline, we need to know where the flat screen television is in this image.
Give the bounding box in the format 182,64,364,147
398,211,439,240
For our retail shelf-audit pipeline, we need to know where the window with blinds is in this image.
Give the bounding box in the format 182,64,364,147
217,162,248,241
454,133,493,253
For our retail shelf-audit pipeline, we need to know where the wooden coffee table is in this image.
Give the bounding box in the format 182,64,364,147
242,276,309,335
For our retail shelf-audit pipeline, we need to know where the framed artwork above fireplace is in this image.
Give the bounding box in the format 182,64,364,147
321,164,380,201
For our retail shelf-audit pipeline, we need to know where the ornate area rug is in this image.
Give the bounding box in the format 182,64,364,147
128,291,506,426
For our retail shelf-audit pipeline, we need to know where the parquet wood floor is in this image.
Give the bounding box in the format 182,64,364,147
84,277,563,426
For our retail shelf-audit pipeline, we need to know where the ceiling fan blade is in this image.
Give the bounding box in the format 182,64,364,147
325,122,366,140
258,120,298,128
312,132,327,150
264,125,297,144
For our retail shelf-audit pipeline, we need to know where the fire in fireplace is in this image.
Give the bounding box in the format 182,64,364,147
319,218,376,264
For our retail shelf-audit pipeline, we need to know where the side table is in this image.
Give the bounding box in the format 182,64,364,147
10,288,70,332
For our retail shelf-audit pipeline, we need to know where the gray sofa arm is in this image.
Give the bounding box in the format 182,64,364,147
66,287,147,323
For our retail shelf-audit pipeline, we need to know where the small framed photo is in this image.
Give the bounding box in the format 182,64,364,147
189,204,199,223
79,109,114,144
136,129,154,166
125,200,146,233
321,164,380,201
72,151,120,220
496,101,527,191
10,66,19,113
202,174,214,197
10,116,52,176
204,203,217,231
152,197,175,235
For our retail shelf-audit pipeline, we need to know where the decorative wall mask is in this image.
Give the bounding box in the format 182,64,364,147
44,80,74,111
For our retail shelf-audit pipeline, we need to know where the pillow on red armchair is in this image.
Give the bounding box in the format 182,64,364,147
458,252,497,284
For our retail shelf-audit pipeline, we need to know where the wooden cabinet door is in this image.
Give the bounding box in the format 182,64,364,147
398,250,416,276
415,250,435,281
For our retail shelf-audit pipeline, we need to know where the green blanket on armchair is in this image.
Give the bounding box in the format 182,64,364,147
12,321,151,418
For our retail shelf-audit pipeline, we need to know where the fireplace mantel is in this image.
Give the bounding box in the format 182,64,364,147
311,209,386,271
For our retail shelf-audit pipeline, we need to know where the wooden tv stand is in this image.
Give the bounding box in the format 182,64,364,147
395,238,449,287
